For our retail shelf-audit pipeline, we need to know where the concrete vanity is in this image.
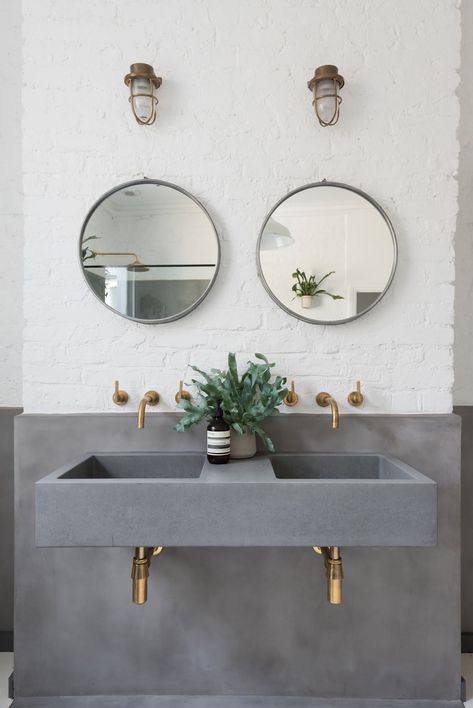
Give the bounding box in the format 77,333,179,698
36,453,437,547
14,413,461,707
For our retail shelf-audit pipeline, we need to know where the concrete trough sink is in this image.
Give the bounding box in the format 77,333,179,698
35,452,437,548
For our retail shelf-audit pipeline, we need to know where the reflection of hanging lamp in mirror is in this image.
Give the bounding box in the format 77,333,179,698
89,250,150,273
124,63,162,125
307,65,344,127
260,217,294,251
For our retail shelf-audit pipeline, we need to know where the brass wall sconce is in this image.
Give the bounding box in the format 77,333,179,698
124,63,162,126
307,64,344,127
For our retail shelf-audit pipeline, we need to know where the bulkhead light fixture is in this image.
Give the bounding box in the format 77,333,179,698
307,64,344,127
124,63,162,125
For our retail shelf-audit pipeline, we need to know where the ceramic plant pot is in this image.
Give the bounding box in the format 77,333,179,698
301,295,313,309
230,430,257,459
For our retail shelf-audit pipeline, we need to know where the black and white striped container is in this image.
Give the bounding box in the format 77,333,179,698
207,429,231,457
206,404,231,464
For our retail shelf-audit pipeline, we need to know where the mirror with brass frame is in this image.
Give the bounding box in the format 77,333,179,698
257,181,397,325
79,179,220,323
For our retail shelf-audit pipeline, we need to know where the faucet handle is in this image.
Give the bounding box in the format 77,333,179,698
175,380,191,404
112,380,129,406
283,380,299,407
315,392,331,407
347,380,364,407
144,390,160,406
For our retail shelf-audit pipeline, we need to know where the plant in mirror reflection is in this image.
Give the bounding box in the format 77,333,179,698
291,268,343,301
174,353,288,451
81,235,100,263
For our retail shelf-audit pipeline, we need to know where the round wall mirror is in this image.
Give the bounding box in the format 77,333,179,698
79,179,220,323
257,182,397,325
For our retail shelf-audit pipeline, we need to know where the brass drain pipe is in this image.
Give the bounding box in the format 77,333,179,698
131,546,163,605
313,546,343,605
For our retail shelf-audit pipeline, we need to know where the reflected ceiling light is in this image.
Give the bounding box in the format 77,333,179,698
260,217,294,251
124,63,162,125
307,64,344,127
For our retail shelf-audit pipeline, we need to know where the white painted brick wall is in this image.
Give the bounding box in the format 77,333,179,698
21,0,460,414
0,0,22,406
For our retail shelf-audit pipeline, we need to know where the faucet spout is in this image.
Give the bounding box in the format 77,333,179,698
137,399,147,430
315,392,339,429
137,390,160,429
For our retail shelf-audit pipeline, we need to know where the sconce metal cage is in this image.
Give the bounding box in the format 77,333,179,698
124,63,162,125
307,64,344,127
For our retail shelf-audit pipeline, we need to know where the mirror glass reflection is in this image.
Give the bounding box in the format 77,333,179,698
258,183,397,324
80,180,220,323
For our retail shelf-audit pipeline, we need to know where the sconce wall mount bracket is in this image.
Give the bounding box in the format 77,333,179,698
307,64,344,92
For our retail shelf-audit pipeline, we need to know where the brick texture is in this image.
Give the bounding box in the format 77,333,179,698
0,0,22,406
20,0,460,413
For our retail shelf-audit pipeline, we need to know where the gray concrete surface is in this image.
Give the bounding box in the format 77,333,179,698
10,697,466,708
454,405,473,634
0,407,22,638
15,413,461,701
35,453,437,547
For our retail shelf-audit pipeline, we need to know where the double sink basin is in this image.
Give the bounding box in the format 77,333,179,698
35,452,437,548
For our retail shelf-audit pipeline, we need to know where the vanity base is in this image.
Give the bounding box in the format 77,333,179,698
10,698,466,708
15,414,461,703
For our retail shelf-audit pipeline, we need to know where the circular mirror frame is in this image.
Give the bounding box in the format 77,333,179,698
79,178,221,324
256,180,398,326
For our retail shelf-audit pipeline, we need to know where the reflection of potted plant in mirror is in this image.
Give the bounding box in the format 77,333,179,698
81,235,99,263
175,353,288,459
291,268,344,309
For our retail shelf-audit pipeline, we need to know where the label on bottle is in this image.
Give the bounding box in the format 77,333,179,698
207,429,231,456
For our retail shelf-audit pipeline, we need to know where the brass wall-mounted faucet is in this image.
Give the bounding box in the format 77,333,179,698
112,380,129,406
316,392,339,429
313,546,343,604
175,380,191,404
131,546,163,604
348,380,364,407
283,380,299,407
137,390,160,429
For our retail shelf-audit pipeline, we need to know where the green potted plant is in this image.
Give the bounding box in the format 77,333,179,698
291,268,343,309
175,353,288,458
